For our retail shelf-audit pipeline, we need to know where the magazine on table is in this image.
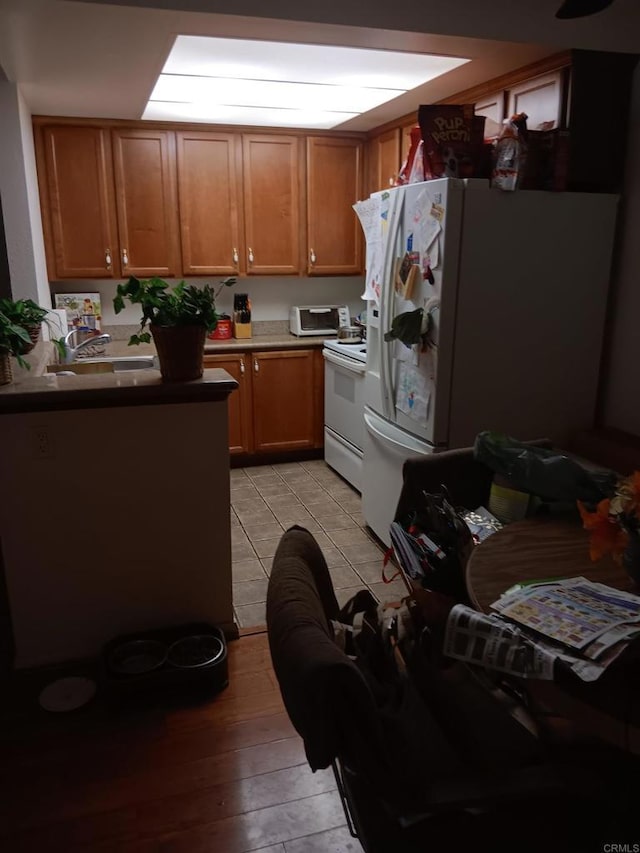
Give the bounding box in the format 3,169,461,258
443,578,640,682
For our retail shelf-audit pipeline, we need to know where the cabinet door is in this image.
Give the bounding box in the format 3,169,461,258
368,127,400,194
242,135,301,275
251,350,316,452
38,125,119,279
306,137,363,276
203,352,252,455
507,72,562,130
474,91,505,139
112,128,181,278
312,348,325,449
176,131,242,276
400,119,418,170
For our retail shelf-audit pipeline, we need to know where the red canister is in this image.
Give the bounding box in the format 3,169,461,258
208,317,232,340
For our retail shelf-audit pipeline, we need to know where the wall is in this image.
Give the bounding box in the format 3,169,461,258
0,82,50,308
600,62,640,437
0,195,10,299
50,275,367,329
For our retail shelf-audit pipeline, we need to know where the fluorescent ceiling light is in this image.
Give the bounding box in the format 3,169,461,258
150,76,405,113
143,102,358,129
143,36,470,128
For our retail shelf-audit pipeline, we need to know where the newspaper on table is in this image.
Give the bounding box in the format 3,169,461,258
443,577,640,682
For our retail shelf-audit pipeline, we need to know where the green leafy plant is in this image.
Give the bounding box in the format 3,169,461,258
0,297,48,328
0,298,64,368
114,277,236,345
0,309,32,368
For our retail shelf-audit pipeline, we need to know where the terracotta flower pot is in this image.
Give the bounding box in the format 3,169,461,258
150,324,206,382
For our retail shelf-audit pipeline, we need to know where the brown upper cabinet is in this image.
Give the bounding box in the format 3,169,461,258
242,134,302,275
36,124,181,279
400,121,418,171
111,128,181,278
506,72,563,131
176,130,243,277
177,131,304,276
473,92,505,139
37,125,120,279
368,127,401,193
306,136,363,276
35,121,368,281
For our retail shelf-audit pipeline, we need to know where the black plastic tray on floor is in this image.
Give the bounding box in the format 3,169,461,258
101,622,229,699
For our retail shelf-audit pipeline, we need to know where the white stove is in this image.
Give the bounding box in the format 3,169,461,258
322,338,367,491
323,338,367,363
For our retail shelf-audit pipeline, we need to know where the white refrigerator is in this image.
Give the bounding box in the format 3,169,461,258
358,178,618,545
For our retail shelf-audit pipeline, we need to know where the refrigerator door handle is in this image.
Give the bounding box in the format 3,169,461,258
380,192,404,422
364,409,432,455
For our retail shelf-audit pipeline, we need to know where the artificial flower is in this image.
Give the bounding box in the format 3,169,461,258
578,471,640,564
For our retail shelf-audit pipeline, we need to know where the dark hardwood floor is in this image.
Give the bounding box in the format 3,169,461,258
0,633,362,852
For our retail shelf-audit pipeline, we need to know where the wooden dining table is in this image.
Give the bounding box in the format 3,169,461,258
465,514,640,755
466,515,636,614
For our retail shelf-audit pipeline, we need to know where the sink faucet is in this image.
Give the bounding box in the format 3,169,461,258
63,330,112,363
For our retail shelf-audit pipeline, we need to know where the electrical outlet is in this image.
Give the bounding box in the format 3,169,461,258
32,425,54,460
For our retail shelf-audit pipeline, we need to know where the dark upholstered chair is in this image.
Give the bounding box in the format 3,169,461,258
266,525,632,853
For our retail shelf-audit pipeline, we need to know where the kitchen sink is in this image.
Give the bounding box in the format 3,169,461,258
97,356,157,371
47,356,157,375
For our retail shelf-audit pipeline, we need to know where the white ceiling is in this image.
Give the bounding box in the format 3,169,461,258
0,0,638,132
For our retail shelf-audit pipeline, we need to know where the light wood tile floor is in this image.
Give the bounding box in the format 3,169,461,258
231,461,402,631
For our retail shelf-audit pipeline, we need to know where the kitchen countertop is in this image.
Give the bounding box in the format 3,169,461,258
0,368,238,414
66,333,329,360
40,332,327,358
204,333,328,352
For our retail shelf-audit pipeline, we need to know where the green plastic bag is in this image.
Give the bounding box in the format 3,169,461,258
473,431,616,505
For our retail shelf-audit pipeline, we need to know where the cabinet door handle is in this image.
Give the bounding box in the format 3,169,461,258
233,247,239,264
105,248,112,269
122,248,129,267
309,248,316,265
253,358,259,373
240,358,245,375
248,248,254,264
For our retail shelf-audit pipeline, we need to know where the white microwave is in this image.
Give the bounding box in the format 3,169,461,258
289,305,350,337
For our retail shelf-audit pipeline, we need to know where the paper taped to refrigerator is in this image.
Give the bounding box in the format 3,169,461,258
353,196,383,304
396,362,430,423
412,189,442,259
363,241,383,303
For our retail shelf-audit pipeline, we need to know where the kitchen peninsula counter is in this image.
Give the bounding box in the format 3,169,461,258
0,368,238,414
0,367,238,670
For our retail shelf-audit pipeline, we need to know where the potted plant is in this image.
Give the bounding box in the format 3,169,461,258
114,276,236,381
0,308,33,385
0,297,50,353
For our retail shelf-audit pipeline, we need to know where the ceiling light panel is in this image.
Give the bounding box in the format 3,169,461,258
163,36,469,90
150,76,405,113
144,35,470,128
142,102,358,129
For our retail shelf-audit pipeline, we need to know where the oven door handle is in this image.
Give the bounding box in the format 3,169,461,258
323,349,367,375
